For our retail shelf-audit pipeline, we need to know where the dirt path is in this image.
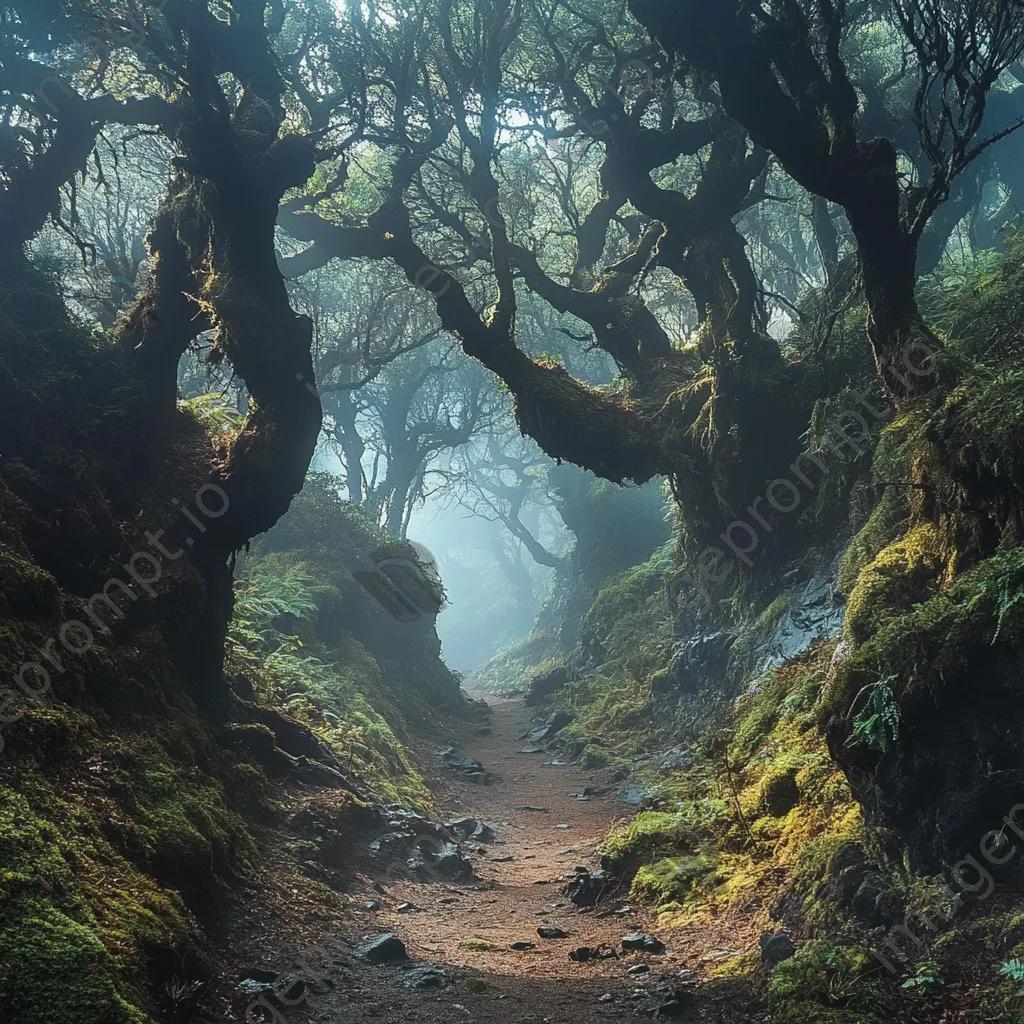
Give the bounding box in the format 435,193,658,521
375,694,652,980
209,695,763,1024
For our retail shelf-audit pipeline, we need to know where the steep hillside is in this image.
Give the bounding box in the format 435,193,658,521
0,263,461,1023
480,243,1024,1022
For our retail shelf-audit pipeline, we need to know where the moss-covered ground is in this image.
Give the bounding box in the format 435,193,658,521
481,240,1024,1021
0,261,461,1022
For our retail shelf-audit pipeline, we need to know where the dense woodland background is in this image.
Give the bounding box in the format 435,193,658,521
8,0,1024,1020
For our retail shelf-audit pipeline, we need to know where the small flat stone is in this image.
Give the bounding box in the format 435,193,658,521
537,924,569,939
360,933,409,963
598,994,614,1003
621,931,665,954
403,966,448,989
509,941,536,951
627,964,650,975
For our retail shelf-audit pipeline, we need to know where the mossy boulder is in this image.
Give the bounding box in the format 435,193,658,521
631,855,716,907
843,524,943,644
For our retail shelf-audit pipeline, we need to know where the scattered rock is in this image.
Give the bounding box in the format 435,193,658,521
491,855,515,863
569,947,593,962
566,868,615,907
520,746,544,755
439,746,485,778
509,941,536,951
537,924,569,939
396,902,418,913
524,711,574,743
445,818,496,844
237,970,277,997
598,994,614,1004
627,964,650,976
759,931,796,968
410,839,475,882
360,934,409,963
403,966,449,989
555,823,571,830
472,822,497,842
653,998,691,1018
617,786,647,806
525,666,571,705
361,900,382,911
621,931,665,954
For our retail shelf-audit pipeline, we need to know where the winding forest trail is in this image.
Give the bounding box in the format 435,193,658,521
212,695,763,1024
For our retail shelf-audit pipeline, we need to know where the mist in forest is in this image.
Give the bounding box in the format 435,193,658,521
11,1,1024,1022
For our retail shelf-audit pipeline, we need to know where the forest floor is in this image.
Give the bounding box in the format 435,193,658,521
203,694,764,1024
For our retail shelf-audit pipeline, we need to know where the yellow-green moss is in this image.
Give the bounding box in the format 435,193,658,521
601,810,702,871
0,779,193,1023
843,524,943,644
631,855,716,908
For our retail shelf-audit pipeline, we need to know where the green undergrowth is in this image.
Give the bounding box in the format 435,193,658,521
599,643,860,927
230,474,465,806
0,261,460,1022
469,627,565,695
768,940,891,1023
548,541,678,756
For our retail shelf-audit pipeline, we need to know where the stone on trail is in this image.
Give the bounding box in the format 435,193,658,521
439,746,485,777
566,868,615,907
598,994,614,1003
445,817,496,843
571,945,617,962
621,931,665,954
410,839,475,882
361,900,382,911
537,924,569,939
627,964,650,975
509,941,536,951
515,805,549,812
403,966,449,989
361,933,409,963
524,711,573,743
